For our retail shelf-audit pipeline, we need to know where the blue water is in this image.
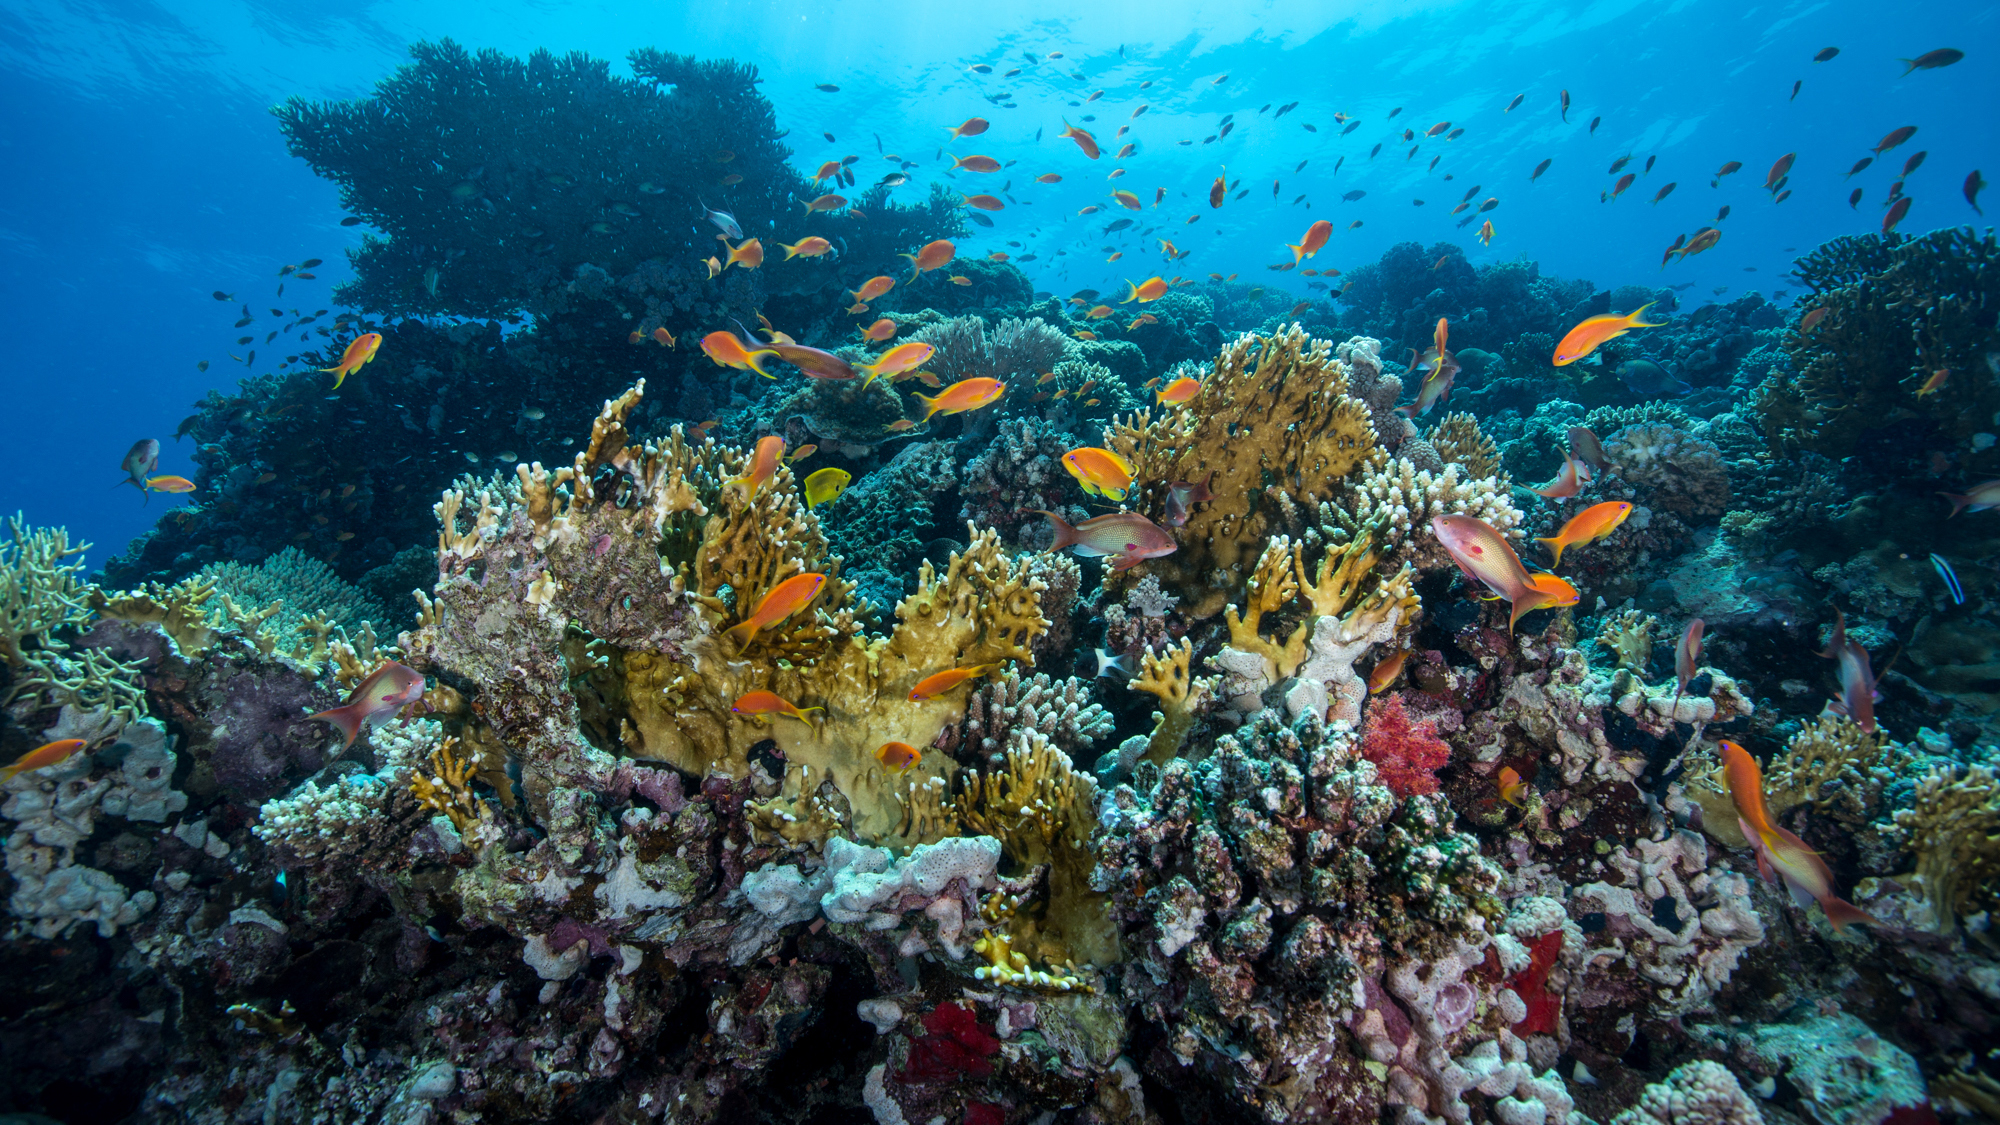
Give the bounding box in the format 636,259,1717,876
2,0,1993,568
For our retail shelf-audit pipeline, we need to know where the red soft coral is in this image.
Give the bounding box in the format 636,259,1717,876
1507,931,1565,1036
1359,694,1451,797
901,1002,1000,1081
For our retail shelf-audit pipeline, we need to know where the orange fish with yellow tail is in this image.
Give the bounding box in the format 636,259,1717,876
908,664,1000,702
1059,118,1100,159
1430,514,1567,634
1553,303,1666,365
861,341,937,387
1367,649,1408,695
1286,220,1332,264
1121,276,1168,303
1156,376,1200,406
913,377,1005,422
901,239,956,282
731,690,822,723
320,332,382,390
724,572,827,647
1062,447,1135,500
1720,740,1882,932
726,435,785,498
701,330,781,377
875,741,922,771
1497,766,1529,808
0,739,90,783
1536,502,1632,567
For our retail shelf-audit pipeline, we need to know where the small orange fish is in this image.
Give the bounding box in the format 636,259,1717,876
725,238,765,269
1060,118,1100,159
724,572,827,646
1036,371,1057,385
1122,276,1168,303
845,301,869,314
802,194,847,214
320,332,382,390
862,341,937,386
1063,447,1135,500
1477,220,1495,246
629,330,643,344
948,117,989,140
914,377,1006,422
652,327,676,347
1367,649,1408,694
0,739,89,782
309,662,426,750
1536,501,1633,566
1036,173,1062,184
789,444,818,463
726,435,786,498
1116,142,1136,159
1799,307,1829,333
908,664,1001,701
707,256,722,279
1072,330,1097,340
987,252,1009,261
1498,766,1529,808
145,474,196,494
1529,456,1590,500
902,239,957,281
950,275,972,286
860,318,898,342
885,418,919,432
1553,303,1665,365
1085,305,1114,319
780,236,833,259
731,690,822,723
1106,252,1124,262
700,331,780,377
1125,313,1157,331
875,741,921,771
1720,741,1880,931
959,193,1005,211
812,160,843,182
1287,220,1332,263
951,154,1002,173
1112,189,1142,210
1917,368,1950,397
852,275,896,304
1156,376,1200,405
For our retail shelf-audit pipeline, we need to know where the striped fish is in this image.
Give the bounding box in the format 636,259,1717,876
1931,553,1966,605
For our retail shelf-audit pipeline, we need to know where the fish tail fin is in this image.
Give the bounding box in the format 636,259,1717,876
1035,510,1078,551
900,253,919,284
913,392,942,422
780,242,799,259
1939,491,1971,518
744,349,779,379
308,703,365,750
1535,537,1567,567
1629,300,1668,328
1820,894,1882,932
1286,241,1305,265
723,620,759,648
1507,586,1559,635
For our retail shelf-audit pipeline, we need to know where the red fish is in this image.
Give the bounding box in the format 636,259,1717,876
1038,510,1176,571
1720,740,1881,931
731,691,821,723
321,332,382,390
1529,456,1590,499
1882,196,1912,235
768,342,858,381
309,662,426,750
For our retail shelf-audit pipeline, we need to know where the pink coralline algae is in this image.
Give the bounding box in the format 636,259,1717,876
1359,694,1451,797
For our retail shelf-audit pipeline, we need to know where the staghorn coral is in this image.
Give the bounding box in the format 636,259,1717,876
0,513,92,670
1893,763,2000,934
1102,325,1381,618
1128,637,1212,765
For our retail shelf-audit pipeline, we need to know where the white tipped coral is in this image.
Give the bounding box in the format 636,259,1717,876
1347,451,1523,572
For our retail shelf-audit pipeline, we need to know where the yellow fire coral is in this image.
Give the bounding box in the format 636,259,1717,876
1103,325,1379,618
410,738,483,831
1894,764,2000,934
410,380,1050,848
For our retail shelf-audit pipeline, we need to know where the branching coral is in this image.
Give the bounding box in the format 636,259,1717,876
1685,716,1887,847
1893,763,2000,934
1,515,148,723
1102,325,1381,618
1427,411,1504,480
1342,450,1522,573
912,315,1073,384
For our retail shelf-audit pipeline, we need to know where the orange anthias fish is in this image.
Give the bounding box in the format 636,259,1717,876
875,741,921,771
1673,228,1722,262
914,377,1006,422
145,475,196,495
1121,276,1169,304
724,572,827,646
1287,219,1333,263
1063,446,1135,500
320,332,382,389
862,341,937,386
812,160,843,182
653,327,676,347
1497,766,1529,808
767,342,859,381
951,154,1002,173
0,738,90,783
780,237,833,259
1671,617,1705,715
860,318,898,342
731,690,822,723
1720,740,1881,931
701,331,781,377
1038,510,1177,571
801,194,846,214
1536,501,1633,566
902,239,957,281
1917,368,1950,397
726,435,786,498
725,238,765,269
1111,190,1143,210
1395,318,1458,417
948,116,989,140
960,193,1006,211
908,663,1000,701
1157,376,1200,405
1367,649,1408,695
1477,220,1495,246
1430,514,1566,633
1163,475,1215,526
852,276,896,304
1060,118,1101,159
1553,302,1666,365
309,661,426,750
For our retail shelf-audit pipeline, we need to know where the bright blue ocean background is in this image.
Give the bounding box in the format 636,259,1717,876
2,0,1993,570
